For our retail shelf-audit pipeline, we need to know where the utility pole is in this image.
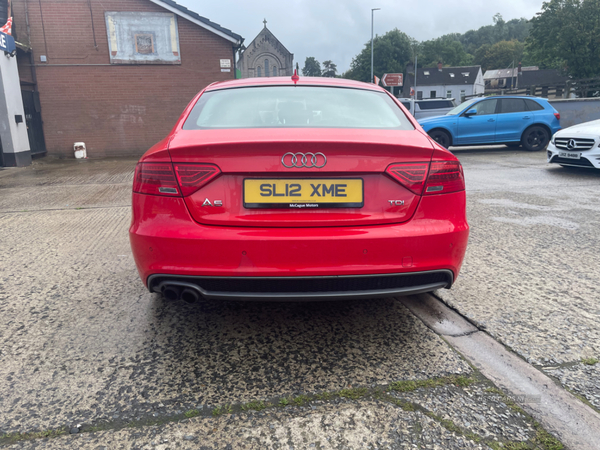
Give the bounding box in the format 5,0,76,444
412,55,418,113
371,8,380,83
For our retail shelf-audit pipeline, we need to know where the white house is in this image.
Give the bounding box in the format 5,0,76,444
402,63,484,104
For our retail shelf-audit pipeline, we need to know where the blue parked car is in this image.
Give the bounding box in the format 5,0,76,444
418,96,561,151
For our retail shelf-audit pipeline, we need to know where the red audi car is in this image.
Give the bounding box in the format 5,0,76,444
129,75,469,303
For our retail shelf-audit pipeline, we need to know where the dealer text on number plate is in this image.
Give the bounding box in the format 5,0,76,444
244,179,363,209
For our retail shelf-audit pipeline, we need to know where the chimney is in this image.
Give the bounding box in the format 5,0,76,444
438,61,443,71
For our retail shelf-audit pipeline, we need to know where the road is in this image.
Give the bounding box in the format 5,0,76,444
0,149,598,449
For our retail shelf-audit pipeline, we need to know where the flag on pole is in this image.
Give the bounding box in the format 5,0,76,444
0,17,12,35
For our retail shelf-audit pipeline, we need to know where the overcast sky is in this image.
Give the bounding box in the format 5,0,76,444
176,0,544,73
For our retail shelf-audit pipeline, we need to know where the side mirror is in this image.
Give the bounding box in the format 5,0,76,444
464,109,477,117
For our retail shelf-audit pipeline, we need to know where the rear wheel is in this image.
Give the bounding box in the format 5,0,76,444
428,129,451,148
521,126,549,151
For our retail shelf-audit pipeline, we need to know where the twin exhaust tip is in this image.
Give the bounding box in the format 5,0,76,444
161,285,201,303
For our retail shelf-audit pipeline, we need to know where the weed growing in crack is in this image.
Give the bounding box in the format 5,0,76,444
534,422,563,450
581,357,599,366
241,401,267,412
292,395,311,407
338,387,368,400
212,404,232,417
314,392,335,401
184,409,200,419
389,374,476,393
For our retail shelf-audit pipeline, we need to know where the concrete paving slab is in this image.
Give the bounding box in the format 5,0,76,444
544,363,600,410
400,291,600,449
393,383,538,443
1,398,522,450
446,331,600,450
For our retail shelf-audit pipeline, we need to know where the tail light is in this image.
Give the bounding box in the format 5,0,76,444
173,163,221,196
133,163,180,196
386,160,465,195
133,163,221,197
554,112,560,121
385,163,429,195
424,161,465,194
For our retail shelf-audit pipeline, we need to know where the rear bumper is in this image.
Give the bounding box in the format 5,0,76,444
147,270,453,301
129,191,469,296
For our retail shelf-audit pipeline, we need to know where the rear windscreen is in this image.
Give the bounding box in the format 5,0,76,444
183,86,414,130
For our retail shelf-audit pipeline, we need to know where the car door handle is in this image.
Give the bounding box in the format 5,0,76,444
487,118,495,122
523,116,531,119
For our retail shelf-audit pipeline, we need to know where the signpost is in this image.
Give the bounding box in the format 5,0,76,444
0,31,16,55
382,73,403,97
382,73,403,87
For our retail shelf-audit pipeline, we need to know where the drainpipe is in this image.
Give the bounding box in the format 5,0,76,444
24,0,38,88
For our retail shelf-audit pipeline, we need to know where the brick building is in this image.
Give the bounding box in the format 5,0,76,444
11,0,243,158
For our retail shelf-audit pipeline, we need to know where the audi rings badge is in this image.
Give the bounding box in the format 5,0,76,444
281,152,327,169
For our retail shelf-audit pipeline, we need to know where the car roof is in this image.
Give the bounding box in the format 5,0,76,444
205,76,384,92
397,98,455,102
471,96,549,101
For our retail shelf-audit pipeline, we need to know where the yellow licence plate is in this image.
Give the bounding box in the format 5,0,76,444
244,179,364,209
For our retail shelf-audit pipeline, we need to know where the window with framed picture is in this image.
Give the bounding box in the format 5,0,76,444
105,12,181,64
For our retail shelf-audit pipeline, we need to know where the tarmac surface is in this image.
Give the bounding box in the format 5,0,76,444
0,149,598,449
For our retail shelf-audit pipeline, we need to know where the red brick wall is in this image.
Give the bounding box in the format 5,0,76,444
12,0,238,157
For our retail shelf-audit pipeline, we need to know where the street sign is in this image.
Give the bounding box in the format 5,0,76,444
373,75,380,85
382,73,403,87
0,31,16,54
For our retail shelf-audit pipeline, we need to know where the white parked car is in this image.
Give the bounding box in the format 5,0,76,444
547,119,600,169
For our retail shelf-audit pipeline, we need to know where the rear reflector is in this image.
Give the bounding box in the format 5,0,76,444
385,163,429,195
133,163,180,196
386,161,465,195
424,161,465,195
173,163,221,197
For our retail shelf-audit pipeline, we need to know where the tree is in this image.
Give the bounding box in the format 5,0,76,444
321,60,338,77
475,40,525,71
419,36,473,67
459,16,531,54
527,0,600,78
343,29,415,82
302,57,321,77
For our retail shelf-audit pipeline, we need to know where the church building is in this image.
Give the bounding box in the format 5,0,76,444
238,20,293,78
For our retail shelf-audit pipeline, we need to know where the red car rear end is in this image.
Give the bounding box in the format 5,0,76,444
129,76,469,302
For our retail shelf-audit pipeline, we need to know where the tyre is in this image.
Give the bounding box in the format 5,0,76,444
428,129,451,148
521,126,549,151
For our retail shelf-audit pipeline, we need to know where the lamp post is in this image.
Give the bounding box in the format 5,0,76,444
371,8,380,83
